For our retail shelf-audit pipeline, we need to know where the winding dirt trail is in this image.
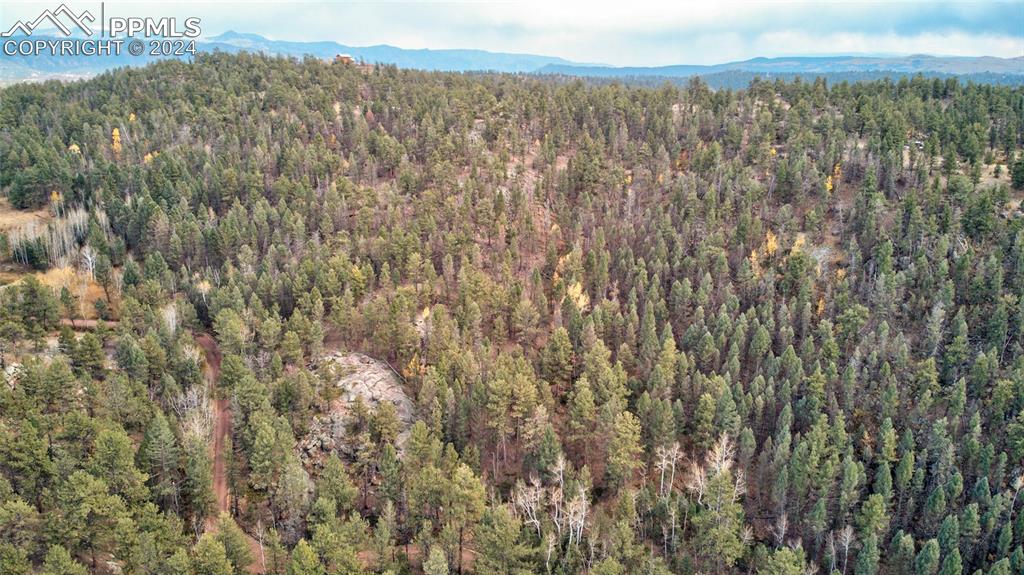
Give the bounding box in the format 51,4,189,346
194,332,232,526
210,399,231,517
194,332,265,573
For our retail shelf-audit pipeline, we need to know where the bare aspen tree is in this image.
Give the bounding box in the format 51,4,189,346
544,531,557,574
80,245,96,278
566,484,588,548
687,460,707,505
513,476,543,537
655,442,682,496
837,525,854,575
772,513,789,548
162,302,179,335
826,531,837,574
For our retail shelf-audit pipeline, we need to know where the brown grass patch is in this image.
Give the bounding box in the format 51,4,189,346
980,162,1011,190
0,269,24,286
16,266,108,320
0,198,50,233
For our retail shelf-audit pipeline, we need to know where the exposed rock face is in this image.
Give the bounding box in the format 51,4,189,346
809,245,833,274
299,352,415,466
3,363,21,389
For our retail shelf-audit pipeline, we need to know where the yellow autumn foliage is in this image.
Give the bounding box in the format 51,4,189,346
403,351,425,379
749,248,761,278
765,230,778,258
111,127,122,158
566,281,590,311
792,233,806,253
68,143,80,154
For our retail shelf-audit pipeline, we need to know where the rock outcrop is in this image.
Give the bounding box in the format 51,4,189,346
299,352,415,466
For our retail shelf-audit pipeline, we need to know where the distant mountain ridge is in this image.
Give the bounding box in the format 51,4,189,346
200,31,581,73
0,30,1020,85
537,54,1024,78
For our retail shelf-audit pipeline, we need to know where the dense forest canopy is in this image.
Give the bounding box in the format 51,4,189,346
0,51,1023,575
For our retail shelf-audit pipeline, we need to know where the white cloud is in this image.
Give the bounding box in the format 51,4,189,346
3,0,1021,65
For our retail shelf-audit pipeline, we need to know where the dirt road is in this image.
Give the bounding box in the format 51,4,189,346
194,332,265,573
194,333,232,524
209,397,231,517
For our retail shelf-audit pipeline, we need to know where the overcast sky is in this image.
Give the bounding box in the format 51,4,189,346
4,0,1023,66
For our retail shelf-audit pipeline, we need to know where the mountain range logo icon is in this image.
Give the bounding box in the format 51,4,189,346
1,4,96,38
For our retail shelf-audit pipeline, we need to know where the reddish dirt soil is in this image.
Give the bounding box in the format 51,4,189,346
59,318,119,330
210,396,231,515
359,542,477,573
194,333,231,525
194,332,266,573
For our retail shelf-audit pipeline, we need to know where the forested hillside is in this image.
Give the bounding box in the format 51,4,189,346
1,52,1023,575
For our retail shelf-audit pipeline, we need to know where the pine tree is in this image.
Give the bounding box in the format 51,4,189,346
89,427,149,504
606,410,642,487
287,539,323,575
937,548,962,575
689,435,748,571
889,531,916,575
693,393,717,452
473,505,534,575
1011,154,1024,189
916,539,940,575
183,436,215,520
423,545,450,575
40,545,87,575
568,375,597,458
541,326,574,390
443,463,486,575
192,534,234,575
316,453,357,516
214,513,253,573
762,546,807,575
374,500,398,572
139,412,180,511
854,534,880,575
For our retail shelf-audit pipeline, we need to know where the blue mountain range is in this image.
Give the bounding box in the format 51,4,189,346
1,30,1021,85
